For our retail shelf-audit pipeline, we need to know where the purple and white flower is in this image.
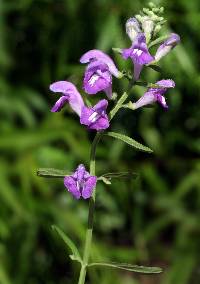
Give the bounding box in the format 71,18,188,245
122,33,154,80
134,79,175,110
50,81,84,115
126,17,141,42
80,50,120,99
64,164,97,199
80,99,109,131
155,33,180,61
50,81,109,131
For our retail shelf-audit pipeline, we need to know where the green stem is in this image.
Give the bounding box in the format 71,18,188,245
78,80,135,284
78,132,102,284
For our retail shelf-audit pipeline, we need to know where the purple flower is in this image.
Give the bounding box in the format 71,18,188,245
50,81,109,131
122,33,154,80
126,17,141,42
134,79,175,110
64,164,97,199
80,50,120,98
50,81,84,116
155,33,180,61
80,99,109,131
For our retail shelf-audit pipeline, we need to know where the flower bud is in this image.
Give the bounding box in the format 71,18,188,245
155,33,180,61
126,17,141,42
153,24,162,36
142,17,155,43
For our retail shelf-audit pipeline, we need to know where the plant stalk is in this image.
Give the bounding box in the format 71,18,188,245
78,132,102,284
78,81,134,284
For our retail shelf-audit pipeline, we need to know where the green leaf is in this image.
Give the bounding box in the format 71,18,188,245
106,132,153,153
98,177,112,185
100,172,138,180
147,64,162,73
112,47,122,54
37,168,70,178
88,262,163,274
52,225,82,262
148,35,169,48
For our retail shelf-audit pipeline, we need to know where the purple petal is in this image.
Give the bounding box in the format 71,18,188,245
93,99,108,112
50,80,84,116
134,91,156,109
155,33,180,61
64,176,81,199
76,164,86,182
83,61,112,95
131,34,154,65
51,96,69,112
50,81,77,94
134,63,143,81
122,48,133,59
68,89,84,117
156,79,175,89
104,85,113,99
156,94,168,109
80,49,120,77
165,33,180,46
122,33,154,80
80,99,109,131
82,176,97,199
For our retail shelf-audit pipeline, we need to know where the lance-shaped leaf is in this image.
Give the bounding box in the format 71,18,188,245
147,64,162,73
106,132,153,153
98,172,138,185
148,35,169,48
88,262,162,274
52,225,82,263
37,168,70,178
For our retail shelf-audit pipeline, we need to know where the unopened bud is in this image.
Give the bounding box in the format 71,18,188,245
148,2,156,8
126,17,141,41
142,18,155,43
154,24,162,35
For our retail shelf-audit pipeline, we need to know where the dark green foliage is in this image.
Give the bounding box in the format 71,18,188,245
0,0,199,283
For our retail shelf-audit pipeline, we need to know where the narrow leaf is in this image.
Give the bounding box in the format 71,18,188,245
37,168,70,178
52,225,81,262
148,35,169,48
101,172,138,180
112,47,122,54
106,132,153,153
88,262,162,274
98,177,112,185
148,65,162,73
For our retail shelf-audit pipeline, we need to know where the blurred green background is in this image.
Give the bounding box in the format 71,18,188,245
0,0,200,283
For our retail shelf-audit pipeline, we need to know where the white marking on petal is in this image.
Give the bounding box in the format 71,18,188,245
88,75,99,86
161,96,167,106
88,111,100,123
133,49,143,56
76,181,80,190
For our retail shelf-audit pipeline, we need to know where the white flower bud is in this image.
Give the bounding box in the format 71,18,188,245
126,17,141,42
142,17,155,43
